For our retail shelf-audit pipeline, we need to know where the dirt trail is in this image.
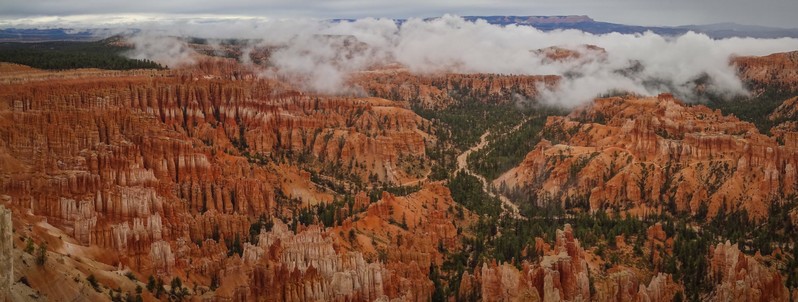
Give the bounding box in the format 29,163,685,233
456,124,525,220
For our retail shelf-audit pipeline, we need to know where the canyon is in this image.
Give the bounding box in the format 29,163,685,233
0,40,796,302
0,59,442,300
495,93,798,220
353,70,558,109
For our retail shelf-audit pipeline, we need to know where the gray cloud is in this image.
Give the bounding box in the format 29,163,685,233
1,0,798,28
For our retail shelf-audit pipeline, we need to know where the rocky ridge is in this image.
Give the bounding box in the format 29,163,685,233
354,71,558,108
709,241,793,302
734,51,798,90
496,94,798,219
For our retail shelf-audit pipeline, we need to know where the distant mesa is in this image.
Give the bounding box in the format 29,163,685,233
4,16,798,42
461,15,596,25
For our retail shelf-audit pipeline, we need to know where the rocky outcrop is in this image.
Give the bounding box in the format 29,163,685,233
769,96,798,122
532,45,607,63
336,183,467,265
354,71,558,108
637,273,680,302
734,51,798,90
149,240,175,275
593,268,681,302
468,224,681,302
469,224,591,302
323,183,472,301
708,241,791,302
770,121,798,149
496,94,798,219
739,50,798,161
645,223,673,268
212,220,387,301
0,203,11,302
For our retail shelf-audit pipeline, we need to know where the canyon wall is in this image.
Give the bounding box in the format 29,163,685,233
735,51,798,90
354,71,559,108
496,94,798,219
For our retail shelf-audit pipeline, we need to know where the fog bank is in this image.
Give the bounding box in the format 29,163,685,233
117,15,798,105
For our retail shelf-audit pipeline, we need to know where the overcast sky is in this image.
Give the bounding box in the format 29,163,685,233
1,0,796,28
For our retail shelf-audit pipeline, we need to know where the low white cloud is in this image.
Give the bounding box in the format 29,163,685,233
126,34,196,68
39,15,798,106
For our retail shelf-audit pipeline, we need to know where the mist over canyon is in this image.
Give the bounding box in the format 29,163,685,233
106,15,798,106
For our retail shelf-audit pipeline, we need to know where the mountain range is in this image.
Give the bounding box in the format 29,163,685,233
3,15,798,42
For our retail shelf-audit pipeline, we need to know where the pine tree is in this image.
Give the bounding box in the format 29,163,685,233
35,242,47,266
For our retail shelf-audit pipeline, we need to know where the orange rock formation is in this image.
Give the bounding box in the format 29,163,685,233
460,224,680,302
709,241,792,302
734,51,798,90
496,94,798,220
354,71,559,108
0,58,439,299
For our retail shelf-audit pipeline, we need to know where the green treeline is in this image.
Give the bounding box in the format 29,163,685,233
469,107,565,181
413,98,528,151
705,88,798,134
0,39,164,70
